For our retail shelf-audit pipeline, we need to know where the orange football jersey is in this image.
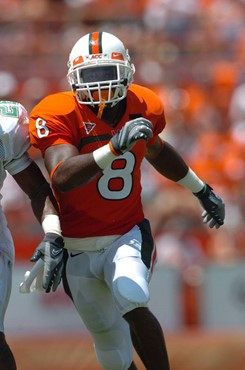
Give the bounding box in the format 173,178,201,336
29,84,166,238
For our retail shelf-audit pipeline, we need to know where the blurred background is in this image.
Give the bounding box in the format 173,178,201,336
1,0,245,369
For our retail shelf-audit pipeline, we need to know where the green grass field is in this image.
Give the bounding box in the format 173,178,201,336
10,330,245,370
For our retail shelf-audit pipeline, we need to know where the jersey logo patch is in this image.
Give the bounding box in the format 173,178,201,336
83,121,96,134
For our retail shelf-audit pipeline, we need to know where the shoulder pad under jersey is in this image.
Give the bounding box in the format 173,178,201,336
0,101,30,161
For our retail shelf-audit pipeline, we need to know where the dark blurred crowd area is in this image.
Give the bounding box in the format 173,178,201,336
1,0,245,324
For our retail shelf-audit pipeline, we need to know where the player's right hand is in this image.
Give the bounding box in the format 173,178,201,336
110,117,153,155
30,232,64,293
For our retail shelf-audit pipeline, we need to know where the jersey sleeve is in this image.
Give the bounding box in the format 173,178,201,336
146,92,166,147
0,101,32,175
128,84,166,148
29,95,77,156
4,152,32,176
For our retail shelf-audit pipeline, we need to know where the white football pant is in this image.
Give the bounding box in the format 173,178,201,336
63,219,156,370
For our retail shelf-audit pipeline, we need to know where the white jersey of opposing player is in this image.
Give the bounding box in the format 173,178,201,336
0,101,32,260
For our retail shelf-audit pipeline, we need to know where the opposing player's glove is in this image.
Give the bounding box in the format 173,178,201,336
193,184,225,229
110,117,153,155
30,232,64,293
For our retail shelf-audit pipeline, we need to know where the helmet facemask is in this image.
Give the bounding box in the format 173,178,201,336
68,60,134,107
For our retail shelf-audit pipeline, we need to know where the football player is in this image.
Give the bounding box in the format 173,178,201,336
29,32,225,370
0,101,64,370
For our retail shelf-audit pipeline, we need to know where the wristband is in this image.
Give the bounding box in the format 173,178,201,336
93,144,117,170
177,168,205,193
42,214,62,236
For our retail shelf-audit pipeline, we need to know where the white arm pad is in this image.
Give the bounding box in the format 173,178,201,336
42,214,62,235
93,144,117,170
177,168,205,193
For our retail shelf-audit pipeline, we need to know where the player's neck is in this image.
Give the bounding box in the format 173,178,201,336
89,99,126,127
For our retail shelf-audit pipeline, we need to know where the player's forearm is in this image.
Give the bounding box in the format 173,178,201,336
52,141,122,192
31,187,59,223
147,141,205,192
29,183,63,237
53,153,102,192
13,161,60,224
147,141,189,181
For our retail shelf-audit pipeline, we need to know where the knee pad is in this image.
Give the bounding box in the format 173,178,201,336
94,329,133,370
115,276,149,305
95,348,130,370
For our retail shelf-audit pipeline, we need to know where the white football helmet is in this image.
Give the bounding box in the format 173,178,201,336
67,31,135,106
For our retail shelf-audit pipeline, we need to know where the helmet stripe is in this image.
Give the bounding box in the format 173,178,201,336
89,32,103,54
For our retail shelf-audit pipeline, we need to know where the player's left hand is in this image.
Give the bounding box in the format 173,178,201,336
19,259,45,293
30,232,64,292
110,117,153,155
193,184,225,229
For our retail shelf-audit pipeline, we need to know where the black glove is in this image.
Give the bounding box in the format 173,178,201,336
110,117,153,155
193,184,225,229
30,232,64,293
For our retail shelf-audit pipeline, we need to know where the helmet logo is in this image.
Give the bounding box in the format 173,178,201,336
111,52,124,61
73,56,84,66
90,54,103,59
83,121,96,134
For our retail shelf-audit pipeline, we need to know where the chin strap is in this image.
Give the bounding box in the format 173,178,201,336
97,102,106,119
